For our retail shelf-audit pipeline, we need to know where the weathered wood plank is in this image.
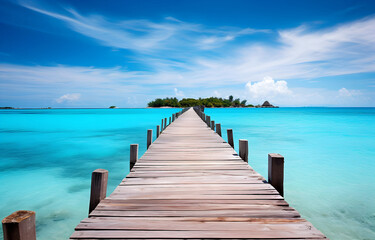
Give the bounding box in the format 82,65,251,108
71,229,324,239
89,209,300,218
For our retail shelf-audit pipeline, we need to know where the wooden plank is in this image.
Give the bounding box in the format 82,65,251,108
95,203,291,211
99,199,289,205
71,229,324,239
89,209,300,218
75,219,318,232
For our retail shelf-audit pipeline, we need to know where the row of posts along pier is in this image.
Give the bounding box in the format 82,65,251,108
2,106,286,240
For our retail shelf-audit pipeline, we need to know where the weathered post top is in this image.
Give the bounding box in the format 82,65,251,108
2,210,36,240
89,169,108,214
268,153,284,196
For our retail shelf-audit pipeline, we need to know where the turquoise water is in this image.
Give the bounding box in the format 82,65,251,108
0,108,179,240
205,108,375,240
0,108,374,239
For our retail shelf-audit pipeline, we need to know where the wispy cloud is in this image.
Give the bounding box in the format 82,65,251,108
338,88,362,97
174,88,184,97
20,2,265,54
0,64,148,107
19,1,375,80
56,93,80,103
1,1,375,107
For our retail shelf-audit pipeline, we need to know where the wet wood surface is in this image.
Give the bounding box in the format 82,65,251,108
70,108,326,239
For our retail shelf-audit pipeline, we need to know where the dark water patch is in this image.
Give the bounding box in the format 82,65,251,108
0,129,35,133
38,209,71,223
0,129,76,134
0,142,130,182
68,183,90,193
33,199,54,209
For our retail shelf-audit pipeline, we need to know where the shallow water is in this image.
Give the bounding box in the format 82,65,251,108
0,108,374,239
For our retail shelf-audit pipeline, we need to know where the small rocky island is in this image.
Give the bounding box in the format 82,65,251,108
260,101,279,108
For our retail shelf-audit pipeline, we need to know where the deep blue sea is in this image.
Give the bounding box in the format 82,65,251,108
0,108,374,239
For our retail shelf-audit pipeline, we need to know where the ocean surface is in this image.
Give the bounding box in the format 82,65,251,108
0,108,374,240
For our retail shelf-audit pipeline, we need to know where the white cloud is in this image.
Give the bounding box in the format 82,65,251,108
246,76,291,100
56,93,81,103
338,88,362,97
2,2,375,107
0,64,149,107
18,2,375,83
20,3,264,53
244,79,369,107
174,88,184,97
213,90,220,97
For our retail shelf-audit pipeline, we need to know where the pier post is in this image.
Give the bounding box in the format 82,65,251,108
216,123,222,136
206,116,211,127
161,119,164,131
156,125,160,138
202,113,205,121
130,144,138,170
89,169,108,214
2,211,36,240
164,118,167,129
169,117,171,125
227,129,234,148
147,129,152,149
239,140,248,162
268,153,284,196
211,120,215,130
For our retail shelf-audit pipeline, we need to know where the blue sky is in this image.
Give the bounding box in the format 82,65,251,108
1,0,375,107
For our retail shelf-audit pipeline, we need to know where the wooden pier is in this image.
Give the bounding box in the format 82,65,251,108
70,107,326,239
2,107,327,240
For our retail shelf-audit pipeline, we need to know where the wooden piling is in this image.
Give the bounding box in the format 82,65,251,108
164,118,167,129
216,123,222,136
147,129,152,149
89,169,108,214
206,116,211,128
211,120,215,130
169,117,171,125
227,129,234,148
239,139,248,163
161,119,164,131
268,153,284,197
2,211,36,240
130,144,138,170
156,125,160,138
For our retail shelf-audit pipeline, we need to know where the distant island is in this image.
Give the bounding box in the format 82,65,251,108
147,96,278,108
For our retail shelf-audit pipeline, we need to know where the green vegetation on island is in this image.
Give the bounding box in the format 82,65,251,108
148,96,255,108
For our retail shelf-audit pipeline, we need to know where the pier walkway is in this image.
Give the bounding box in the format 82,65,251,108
70,108,326,239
